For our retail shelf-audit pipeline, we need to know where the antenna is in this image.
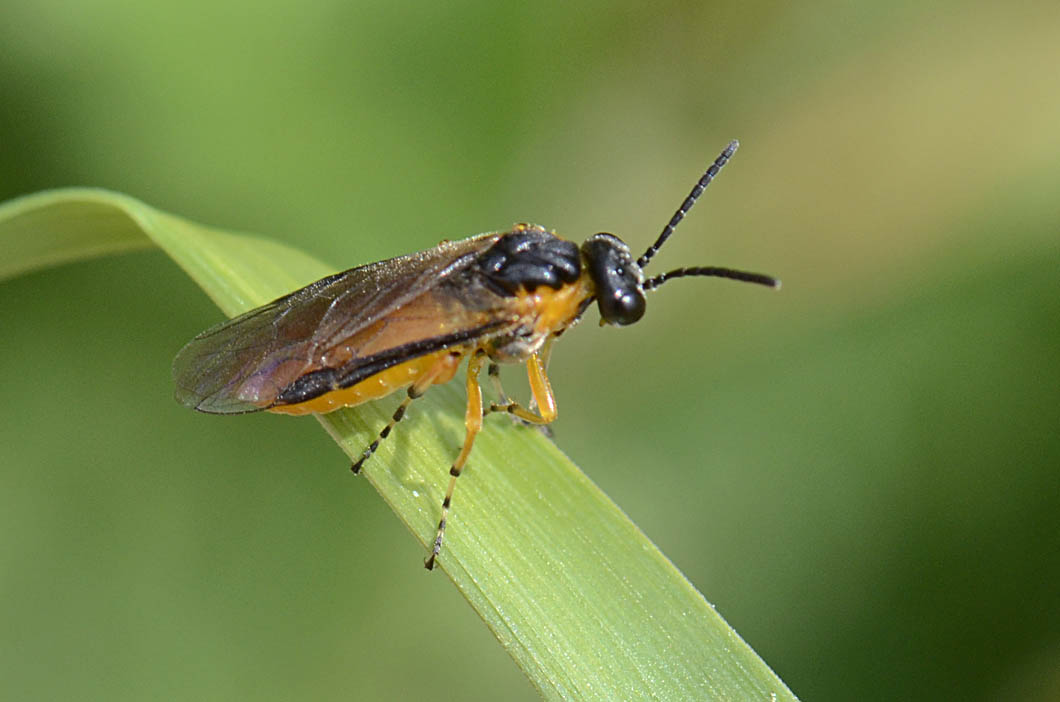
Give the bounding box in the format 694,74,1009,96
637,139,739,269
643,266,780,292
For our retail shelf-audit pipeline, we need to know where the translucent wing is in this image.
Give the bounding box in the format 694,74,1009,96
173,233,512,414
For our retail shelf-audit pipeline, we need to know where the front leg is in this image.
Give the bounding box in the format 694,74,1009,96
485,352,557,424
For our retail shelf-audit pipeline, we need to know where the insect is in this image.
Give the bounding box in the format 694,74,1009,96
173,140,779,570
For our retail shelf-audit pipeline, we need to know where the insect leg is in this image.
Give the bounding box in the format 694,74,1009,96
350,355,458,474
526,335,556,415
487,362,510,405
526,337,557,438
424,349,487,570
485,351,557,424
487,351,556,438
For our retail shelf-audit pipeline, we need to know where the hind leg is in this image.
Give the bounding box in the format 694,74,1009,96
350,354,460,473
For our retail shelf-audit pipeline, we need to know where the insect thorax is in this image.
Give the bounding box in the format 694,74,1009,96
472,224,590,362
473,224,581,295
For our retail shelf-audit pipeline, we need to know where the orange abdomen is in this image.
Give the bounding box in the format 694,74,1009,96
267,350,463,415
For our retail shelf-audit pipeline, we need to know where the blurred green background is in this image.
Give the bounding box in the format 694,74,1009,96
2,1,1058,700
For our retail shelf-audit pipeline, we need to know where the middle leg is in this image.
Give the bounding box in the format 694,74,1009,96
424,349,488,570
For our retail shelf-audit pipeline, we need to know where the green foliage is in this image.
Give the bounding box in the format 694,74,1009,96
3,2,1059,700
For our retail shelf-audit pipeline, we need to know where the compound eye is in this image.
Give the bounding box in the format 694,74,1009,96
599,287,645,325
582,232,647,326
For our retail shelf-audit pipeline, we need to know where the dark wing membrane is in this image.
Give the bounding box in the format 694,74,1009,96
269,288,514,406
173,232,507,414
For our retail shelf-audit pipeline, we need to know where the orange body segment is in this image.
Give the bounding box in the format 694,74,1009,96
267,349,464,415
513,276,593,342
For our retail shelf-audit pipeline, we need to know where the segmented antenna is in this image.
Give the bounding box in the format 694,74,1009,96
637,139,739,269
643,266,780,291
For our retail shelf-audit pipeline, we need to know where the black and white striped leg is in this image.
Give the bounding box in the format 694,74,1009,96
350,387,423,474
350,357,454,474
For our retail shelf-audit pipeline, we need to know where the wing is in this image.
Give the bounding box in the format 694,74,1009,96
173,232,511,414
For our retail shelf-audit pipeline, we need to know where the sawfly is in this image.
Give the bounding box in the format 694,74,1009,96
173,140,779,569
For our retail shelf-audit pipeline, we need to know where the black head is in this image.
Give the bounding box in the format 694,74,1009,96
584,140,779,327
581,233,645,326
